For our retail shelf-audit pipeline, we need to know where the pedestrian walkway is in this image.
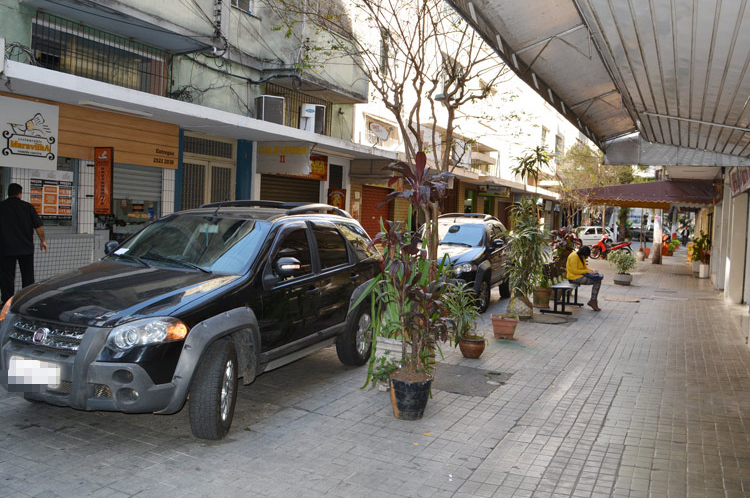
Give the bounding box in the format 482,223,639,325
0,248,748,498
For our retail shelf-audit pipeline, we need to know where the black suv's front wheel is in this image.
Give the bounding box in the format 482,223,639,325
189,338,238,440
476,278,491,313
336,303,373,366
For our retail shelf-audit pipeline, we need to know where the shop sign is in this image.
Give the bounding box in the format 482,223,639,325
94,147,113,215
256,142,312,176
478,185,511,197
729,167,750,197
29,170,73,220
0,96,59,171
328,189,346,209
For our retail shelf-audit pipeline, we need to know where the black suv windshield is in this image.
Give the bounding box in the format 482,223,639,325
109,214,268,274
437,223,484,247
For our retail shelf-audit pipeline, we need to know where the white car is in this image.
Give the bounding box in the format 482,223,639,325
576,226,613,246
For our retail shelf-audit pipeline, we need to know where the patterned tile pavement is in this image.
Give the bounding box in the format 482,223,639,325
0,247,748,497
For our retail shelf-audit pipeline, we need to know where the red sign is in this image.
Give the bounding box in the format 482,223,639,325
94,147,113,215
328,189,346,209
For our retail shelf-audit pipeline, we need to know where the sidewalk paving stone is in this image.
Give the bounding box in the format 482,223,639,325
0,247,748,497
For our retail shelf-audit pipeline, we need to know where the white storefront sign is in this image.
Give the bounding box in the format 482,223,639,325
256,142,312,176
0,96,59,171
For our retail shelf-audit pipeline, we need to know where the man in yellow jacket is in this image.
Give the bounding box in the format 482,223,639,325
566,246,602,311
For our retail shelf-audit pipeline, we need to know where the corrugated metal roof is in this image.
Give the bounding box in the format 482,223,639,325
448,0,750,165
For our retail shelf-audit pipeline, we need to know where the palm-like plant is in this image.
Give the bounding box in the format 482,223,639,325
505,197,550,315
513,146,551,192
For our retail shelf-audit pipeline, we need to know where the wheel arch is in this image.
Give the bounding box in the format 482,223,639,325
157,306,260,414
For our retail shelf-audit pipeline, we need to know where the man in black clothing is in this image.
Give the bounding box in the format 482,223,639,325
0,183,48,305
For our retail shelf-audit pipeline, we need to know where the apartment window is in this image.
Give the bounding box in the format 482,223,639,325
555,135,564,159
380,29,391,75
541,127,549,147
264,83,331,134
31,11,168,96
231,0,255,14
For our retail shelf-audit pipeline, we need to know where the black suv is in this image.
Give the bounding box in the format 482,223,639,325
0,202,380,439
434,214,510,312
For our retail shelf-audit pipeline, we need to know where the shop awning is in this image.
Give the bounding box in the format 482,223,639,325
446,0,750,168
575,181,718,210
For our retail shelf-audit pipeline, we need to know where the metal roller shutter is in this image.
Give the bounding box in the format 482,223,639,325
361,185,391,238
113,164,163,200
260,175,320,203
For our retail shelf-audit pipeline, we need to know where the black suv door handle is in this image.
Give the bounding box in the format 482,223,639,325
306,286,320,295
350,273,360,281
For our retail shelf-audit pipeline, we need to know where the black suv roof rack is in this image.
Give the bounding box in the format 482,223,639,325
199,200,352,219
439,213,499,222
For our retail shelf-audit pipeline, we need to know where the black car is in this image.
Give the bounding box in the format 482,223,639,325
0,201,380,439
434,214,510,312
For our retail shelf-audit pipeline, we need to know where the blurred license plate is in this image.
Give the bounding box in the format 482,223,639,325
8,356,61,390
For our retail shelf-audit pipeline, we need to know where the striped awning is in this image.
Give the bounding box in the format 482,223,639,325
575,181,719,210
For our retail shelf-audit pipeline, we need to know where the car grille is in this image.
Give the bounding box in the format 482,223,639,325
9,318,87,353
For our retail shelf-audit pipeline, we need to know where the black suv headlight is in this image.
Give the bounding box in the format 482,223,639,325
454,263,477,275
106,317,188,352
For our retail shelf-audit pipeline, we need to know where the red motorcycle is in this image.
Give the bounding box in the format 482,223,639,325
590,235,632,259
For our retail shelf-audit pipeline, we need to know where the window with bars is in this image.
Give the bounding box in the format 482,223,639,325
31,11,168,96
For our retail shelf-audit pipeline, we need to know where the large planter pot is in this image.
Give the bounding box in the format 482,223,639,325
458,337,486,359
698,263,710,279
532,287,552,308
692,261,700,273
389,377,432,420
509,295,533,320
491,314,518,340
662,246,673,256
613,273,633,286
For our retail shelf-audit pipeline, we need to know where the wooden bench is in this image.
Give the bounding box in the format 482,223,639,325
539,262,583,316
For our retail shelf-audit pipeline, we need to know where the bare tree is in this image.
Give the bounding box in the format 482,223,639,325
265,0,513,174
555,144,635,225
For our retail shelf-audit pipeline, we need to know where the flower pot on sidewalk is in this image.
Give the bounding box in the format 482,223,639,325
491,314,518,340
698,263,710,279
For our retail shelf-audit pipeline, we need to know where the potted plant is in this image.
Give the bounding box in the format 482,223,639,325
360,151,452,420
550,226,580,266
608,250,637,285
691,230,711,278
532,274,552,308
445,281,484,358
504,196,550,319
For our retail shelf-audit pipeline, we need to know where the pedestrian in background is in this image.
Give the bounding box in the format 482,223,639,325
566,245,602,311
0,183,48,305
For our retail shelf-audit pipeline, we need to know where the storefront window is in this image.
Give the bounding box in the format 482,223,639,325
110,163,162,243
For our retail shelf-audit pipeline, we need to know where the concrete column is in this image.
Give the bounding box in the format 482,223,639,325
725,193,749,303
744,193,750,304
713,179,731,289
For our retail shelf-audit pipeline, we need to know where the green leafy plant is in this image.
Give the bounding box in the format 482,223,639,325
359,151,452,387
667,238,681,252
444,281,482,344
550,226,579,264
608,250,637,274
690,230,711,264
505,196,550,315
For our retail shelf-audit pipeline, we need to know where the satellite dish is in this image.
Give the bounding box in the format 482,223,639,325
369,122,390,141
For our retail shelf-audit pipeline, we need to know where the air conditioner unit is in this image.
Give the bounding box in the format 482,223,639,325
255,95,285,125
299,103,326,134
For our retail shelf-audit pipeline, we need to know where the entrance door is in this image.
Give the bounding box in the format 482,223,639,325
361,185,391,238
182,160,234,209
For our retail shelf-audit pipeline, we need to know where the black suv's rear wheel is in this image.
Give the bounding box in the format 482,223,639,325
336,303,373,366
189,338,238,440
476,279,491,313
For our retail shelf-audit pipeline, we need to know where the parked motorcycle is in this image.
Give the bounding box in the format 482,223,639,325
590,235,632,259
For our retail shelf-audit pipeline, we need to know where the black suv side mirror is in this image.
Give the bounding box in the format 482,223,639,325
105,240,120,255
275,257,302,277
